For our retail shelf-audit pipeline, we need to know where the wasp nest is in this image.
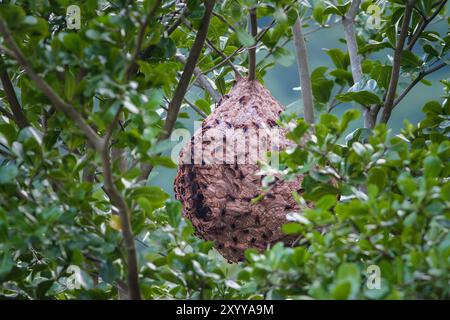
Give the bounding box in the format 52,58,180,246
174,78,305,262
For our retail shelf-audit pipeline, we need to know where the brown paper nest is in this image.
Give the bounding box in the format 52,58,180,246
174,78,306,262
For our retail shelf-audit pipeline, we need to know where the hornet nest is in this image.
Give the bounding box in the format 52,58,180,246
174,78,308,262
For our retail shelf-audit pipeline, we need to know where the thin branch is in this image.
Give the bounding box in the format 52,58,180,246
139,0,216,181
407,0,447,51
200,14,277,77
342,0,371,127
163,0,214,136
0,106,13,119
0,67,29,129
248,7,257,81
182,19,241,77
392,62,448,109
328,86,345,113
125,0,162,81
381,1,416,124
175,53,221,102
166,5,189,35
184,97,207,118
101,108,141,300
292,17,314,124
201,46,241,75
212,11,236,31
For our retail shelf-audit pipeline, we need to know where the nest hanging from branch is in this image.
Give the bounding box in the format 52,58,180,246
174,78,306,262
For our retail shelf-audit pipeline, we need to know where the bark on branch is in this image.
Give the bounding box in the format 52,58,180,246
381,1,416,124
139,0,215,181
176,54,221,103
342,0,374,127
407,0,447,51
248,7,257,81
125,0,162,81
292,17,314,124
392,62,448,109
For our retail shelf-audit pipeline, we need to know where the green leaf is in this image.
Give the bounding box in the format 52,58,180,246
316,195,337,210
397,172,417,198
61,33,84,57
334,263,361,299
336,91,382,106
0,164,18,185
282,222,303,234
401,50,422,68
423,155,442,178
129,186,169,204
236,28,255,47
0,252,13,280
340,109,361,132
195,99,212,115
324,48,349,70
272,47,295,67
311,67,334,103
368,167,387,191
152,156,177,169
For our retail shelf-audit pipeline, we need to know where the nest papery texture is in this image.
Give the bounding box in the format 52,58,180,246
174,79,304,262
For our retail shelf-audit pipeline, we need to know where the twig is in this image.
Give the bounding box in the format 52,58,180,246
292,17,314,124
175,53,221,102
101,108,140,300
328,86,345,113
407,0,447,51
248,7,257,81
392,62,448,109
201,46,241,75
199,15,277,77
0,106,13,119
381,1,416,124
184,97,207,118
212,11,236,31
139,0,216,181
182,19,241,77
166,5,189,35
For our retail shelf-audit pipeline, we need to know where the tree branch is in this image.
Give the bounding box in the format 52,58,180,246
292,17,314,124
248,7,257,81
343,0,362,83
101,108,141,300
182,19,241,77
175,53,221,102
212,11,236,32
0,67,29,129
166,5,189,35
184,97,207,118
125,0,162,81
139,0,215,181
407,0,447,51
342,0,374,127
392,62,448,109
380,1,416,124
